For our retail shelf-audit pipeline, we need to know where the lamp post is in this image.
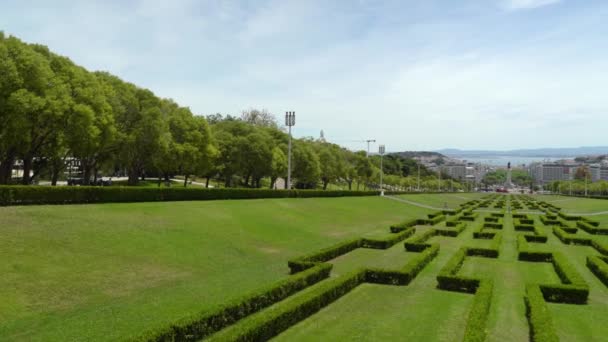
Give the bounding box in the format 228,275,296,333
438,168,442,192
379,145,385,196
417,163,421,191
285,111,295,190
366,139,376,158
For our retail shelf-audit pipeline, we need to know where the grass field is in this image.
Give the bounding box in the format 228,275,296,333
1,192,607,341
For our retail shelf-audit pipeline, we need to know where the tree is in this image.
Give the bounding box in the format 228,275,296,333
269,146,287,189
354,152,373,190
575,166,590,181
292,142,320,188
317,144,341,190
240,108,278,128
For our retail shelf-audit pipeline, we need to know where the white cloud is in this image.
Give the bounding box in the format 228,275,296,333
501,0,561,11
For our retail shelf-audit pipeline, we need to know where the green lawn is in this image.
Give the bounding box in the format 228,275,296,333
534,194,608,213
2,193,607,341
0,194,473,341
393,193,486,209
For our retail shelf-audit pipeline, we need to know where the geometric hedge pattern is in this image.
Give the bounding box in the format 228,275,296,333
135,195,608,342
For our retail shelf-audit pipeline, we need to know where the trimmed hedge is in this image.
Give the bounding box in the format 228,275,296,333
581,217,600,227
206,268,367,341
436,247,485,293
514,224,535,232
462,280,494,342
525,284,559,342
592,239,608,255
366,244,440,285
134,263,332,342
0,185,383,206
483,222,503,230
390,219,427,233
577,221,608,235
288,238,362,273
517,235,552,261
587,255,608,287
361,227,416,249
539,252,589,304
558,211,582,221
552,227,591,246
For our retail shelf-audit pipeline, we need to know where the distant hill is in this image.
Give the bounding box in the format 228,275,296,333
437,146,608,158
391,151,446,159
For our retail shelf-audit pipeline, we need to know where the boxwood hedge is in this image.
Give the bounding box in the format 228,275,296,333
525,284,559,342
134,263,332,342
586,255,608,287
0,185,387,206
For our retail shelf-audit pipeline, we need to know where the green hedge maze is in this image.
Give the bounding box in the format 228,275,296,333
135,195,608,341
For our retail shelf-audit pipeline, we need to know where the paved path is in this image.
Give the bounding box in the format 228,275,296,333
567,211,608,216
383,195,445,210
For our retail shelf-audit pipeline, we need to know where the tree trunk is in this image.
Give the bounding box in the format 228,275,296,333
270,177,277,189
83,162,92,185
323,180,328,190
21,156,32,185
0,153,16,184
225,175,231,188
183,175,188,187
158,175,162,187
244,174,250,187
206,177,210,188
128,168,139,186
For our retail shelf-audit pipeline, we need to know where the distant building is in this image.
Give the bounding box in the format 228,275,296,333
528,162,606,184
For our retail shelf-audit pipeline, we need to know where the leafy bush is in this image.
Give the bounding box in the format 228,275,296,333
288,239,362,273
525,284,559,342
538,252,589,304
134,263,332,342
367,244,439,285
361,227,415,249
552,227,591,246
0,186,382,206
390,219,426,233
206,269,367,341
587,255,608,287
577,221,608,235
462,280,493,342
514,224,535,232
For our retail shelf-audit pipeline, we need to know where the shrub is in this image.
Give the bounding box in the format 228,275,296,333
206,268,366,341
135,263,332,342
538,252,589,304
552,227,591,246
361,227,415,249
587,255,608,287
592,239,608,255
525,284,559,342
577,221,608,235
390,219,426,233
428,214,446,225
0,186,382,206
462,280,493,342
288,238,362,273
558,212,582,221
514,224,535,232
367,244,439,285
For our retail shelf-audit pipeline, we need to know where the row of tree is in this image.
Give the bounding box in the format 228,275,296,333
0,33,464,191
546,180,608,196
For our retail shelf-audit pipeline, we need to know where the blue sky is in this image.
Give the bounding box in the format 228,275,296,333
2,0,607,152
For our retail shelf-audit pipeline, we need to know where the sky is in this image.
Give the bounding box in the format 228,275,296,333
2,0,608,152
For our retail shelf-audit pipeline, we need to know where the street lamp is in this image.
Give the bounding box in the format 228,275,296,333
417,163,421,192
366,139,376,158
285,111,295,190
379,145,385,196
